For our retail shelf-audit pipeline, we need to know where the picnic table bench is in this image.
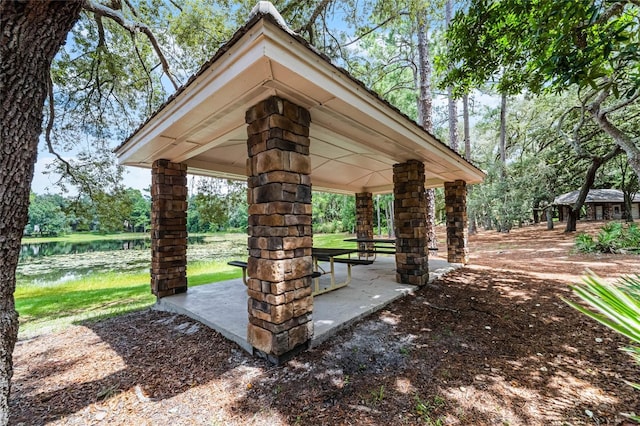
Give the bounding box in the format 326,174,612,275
227,260,322,286
228,247,373,296
344,237,438,261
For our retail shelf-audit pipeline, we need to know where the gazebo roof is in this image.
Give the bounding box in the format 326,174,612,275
554,189,640,205
115,2,485,194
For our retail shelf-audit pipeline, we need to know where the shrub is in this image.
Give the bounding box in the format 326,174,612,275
575,233,597,253
564,274,640,421
575,222,640,254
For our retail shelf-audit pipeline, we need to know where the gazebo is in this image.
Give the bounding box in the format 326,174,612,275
554,189,640,221
115,2,484,363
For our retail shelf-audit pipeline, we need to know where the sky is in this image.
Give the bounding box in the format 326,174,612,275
31,154,152,195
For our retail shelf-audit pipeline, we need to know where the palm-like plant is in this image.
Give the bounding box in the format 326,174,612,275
564,273,640,421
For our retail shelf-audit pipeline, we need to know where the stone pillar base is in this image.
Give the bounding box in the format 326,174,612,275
445,180,468,264
246,95,314,361
151,159,188,298
253,341,310,365
393,160,428,285
356,192,374,254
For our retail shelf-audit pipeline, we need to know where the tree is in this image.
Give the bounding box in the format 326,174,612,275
444,0,459,154
441,0,640,183
193,178,246,232
1,1,245,420
1,3,85,421
127,188,151,232
26,194,70,235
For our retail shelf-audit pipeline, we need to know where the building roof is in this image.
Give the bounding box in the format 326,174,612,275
115,1,485,194
554,189,640,205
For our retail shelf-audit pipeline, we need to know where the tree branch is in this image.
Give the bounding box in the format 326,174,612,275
601,91,640,115
46,75,90,195
83,0,179,90
341,14,403,48
297,0,331,41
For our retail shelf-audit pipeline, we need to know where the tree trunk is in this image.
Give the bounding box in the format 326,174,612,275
468,213,477,235
0,2,83,423
564,148,620,232
415,14,437,249
566,208,579,232
499,93,507,176
463,93,471,161
623,191,635,222
416,16,432,133
376,194,381,235
387,199,395,238
589,103,640,184
546,208,554,230
445,0,458,153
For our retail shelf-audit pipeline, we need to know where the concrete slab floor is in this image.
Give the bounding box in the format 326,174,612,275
155,256,461,354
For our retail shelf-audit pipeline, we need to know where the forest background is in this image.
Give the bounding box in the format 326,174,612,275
24,0,639,239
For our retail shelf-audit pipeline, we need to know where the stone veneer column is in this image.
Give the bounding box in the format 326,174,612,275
151,159,188,297
393,160,428,285
245,96,313,364
444,180,469,264
355,192,374,255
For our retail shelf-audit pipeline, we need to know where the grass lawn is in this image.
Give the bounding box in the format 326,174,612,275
15,260,243,339
16,231,357,339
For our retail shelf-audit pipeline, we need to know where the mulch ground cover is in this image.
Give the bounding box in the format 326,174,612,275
10,222,640,425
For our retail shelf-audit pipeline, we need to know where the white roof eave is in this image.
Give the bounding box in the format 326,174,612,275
116,12,485,193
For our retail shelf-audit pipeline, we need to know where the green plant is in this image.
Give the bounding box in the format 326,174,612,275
564,273,640,422
415,395,446,425
596,222,624,253
622,223,640,248
575,233,597,253
370,385,385,403
575,223,640,254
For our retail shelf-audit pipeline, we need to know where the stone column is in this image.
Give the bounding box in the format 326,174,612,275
393,160,428,286
445,180,469,264
245,96,313,364
151,159,188,297
355,192,374,255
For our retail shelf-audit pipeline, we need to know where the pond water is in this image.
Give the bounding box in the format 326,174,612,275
19,236,206,261
17,235,247,286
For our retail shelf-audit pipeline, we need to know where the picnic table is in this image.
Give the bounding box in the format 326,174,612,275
311,247,373,295
343,238,396,261
227,247,373,297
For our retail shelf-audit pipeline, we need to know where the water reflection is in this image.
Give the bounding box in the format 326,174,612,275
19,236,205,261
17,235,243,287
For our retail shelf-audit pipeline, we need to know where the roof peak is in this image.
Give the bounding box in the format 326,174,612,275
248,2,292,32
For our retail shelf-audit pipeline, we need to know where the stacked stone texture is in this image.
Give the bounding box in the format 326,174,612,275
355,192,374,255
245,96,313,361
445,180,469,264
151,159,188,297
586,204,611,220
393,160,428,285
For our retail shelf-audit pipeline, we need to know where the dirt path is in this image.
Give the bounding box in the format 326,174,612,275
10,223,640,425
